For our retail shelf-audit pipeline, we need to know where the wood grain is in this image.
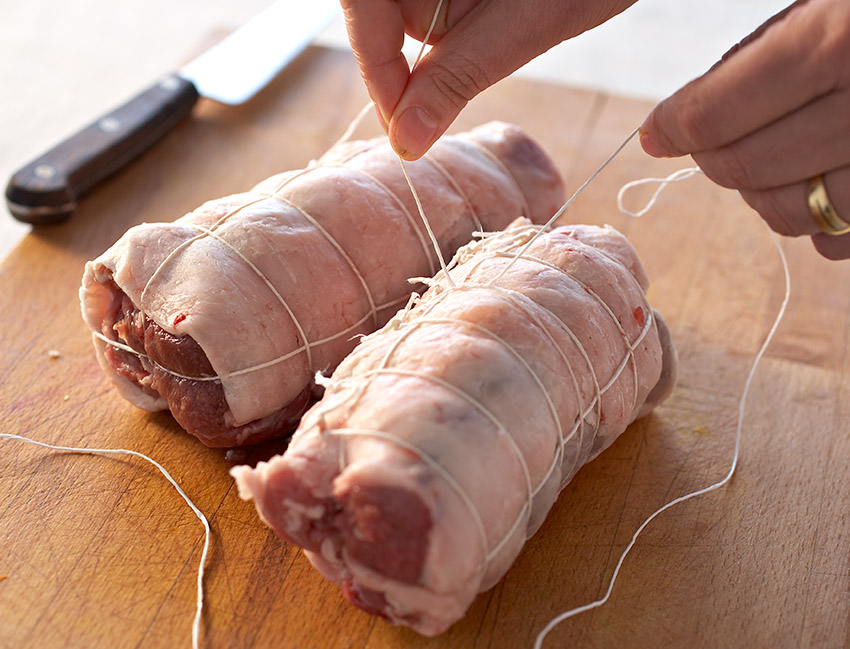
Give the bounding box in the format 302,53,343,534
1,46,848,649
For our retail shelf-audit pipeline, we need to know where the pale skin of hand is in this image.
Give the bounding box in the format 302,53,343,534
343,0,850,259
341,0,638,156
642,0,850,259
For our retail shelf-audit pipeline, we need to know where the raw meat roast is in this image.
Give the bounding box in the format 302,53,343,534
232,219,678,635
80,123,565,447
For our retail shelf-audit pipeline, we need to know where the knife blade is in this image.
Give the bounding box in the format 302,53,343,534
5,0,341,225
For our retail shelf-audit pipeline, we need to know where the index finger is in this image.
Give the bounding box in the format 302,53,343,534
341,0,411,127
641,0,839,157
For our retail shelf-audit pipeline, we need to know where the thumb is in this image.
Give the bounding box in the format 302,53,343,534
388,1,560,160
388,0,639,160
388,53,490,160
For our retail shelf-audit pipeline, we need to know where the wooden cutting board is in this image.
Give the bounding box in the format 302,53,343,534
2,46,848,649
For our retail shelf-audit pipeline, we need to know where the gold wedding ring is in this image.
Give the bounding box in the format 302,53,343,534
808,174,850,236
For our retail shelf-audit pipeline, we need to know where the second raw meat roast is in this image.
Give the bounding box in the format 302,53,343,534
233,219,678,635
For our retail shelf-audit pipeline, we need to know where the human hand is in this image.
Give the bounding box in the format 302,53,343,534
342,0,637,160
640,0,850,259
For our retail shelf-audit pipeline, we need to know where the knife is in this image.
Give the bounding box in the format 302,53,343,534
5,0,341,225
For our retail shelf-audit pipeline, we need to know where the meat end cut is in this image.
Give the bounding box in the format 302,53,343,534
80,122,566,447
231,219,679,635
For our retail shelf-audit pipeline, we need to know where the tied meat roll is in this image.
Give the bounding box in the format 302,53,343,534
231,219,679,635
80,122,565,447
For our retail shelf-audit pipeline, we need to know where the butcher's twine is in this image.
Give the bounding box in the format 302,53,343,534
399,0,457,287
0,2,793,645
386,9,787,644
0,433,210,649
391,2,792,637
390,111,791,646
532,159,791,648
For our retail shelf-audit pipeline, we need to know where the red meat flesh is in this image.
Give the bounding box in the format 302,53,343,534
337,484,432,584
101,284,310,447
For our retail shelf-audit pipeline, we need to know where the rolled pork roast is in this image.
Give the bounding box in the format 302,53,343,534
232,219,678,635
80,122,565,447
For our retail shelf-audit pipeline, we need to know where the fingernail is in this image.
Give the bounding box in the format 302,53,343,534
392,106,438,160
639,128,668,158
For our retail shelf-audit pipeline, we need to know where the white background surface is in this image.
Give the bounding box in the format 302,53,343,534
0,0,789,261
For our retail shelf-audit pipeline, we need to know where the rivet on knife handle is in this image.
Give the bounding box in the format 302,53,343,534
5,76,199,225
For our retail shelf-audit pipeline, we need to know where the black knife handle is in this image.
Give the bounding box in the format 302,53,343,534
5,75,199,225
